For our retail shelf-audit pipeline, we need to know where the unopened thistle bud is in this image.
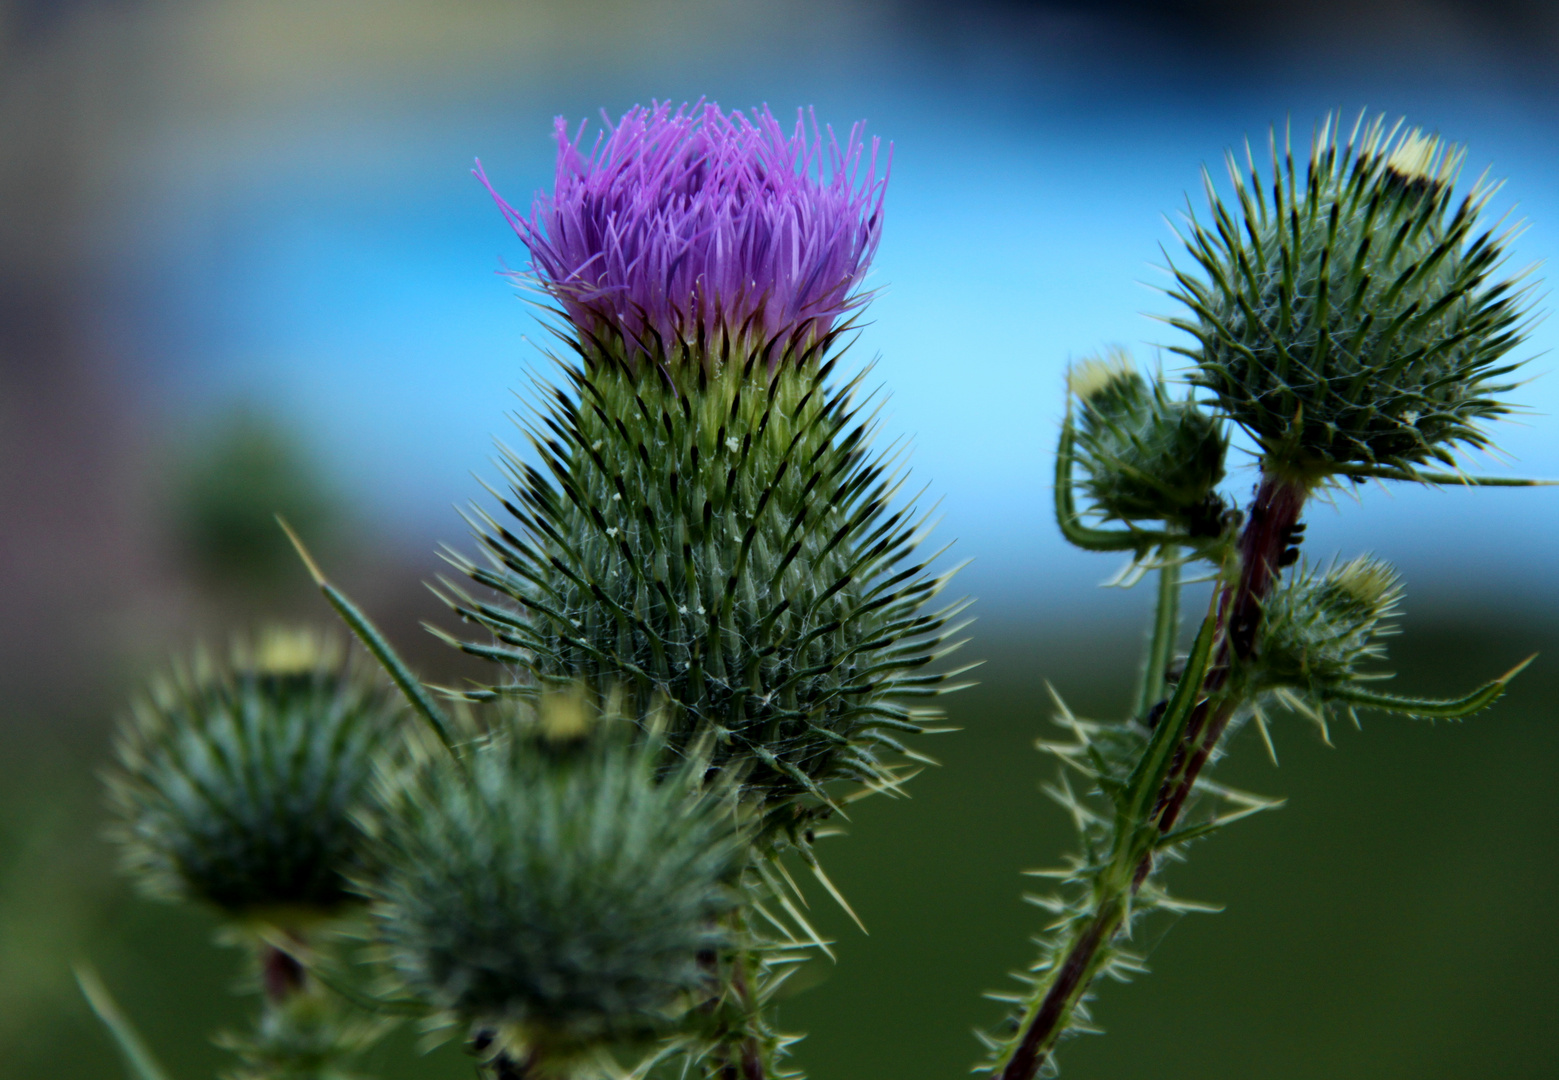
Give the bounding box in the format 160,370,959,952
1172,114,1534,481
217,989,383,1080
449,103,966,804
108,628,403,919
1255,555,1402,702
364,714,743,1054
1068,349,1227,535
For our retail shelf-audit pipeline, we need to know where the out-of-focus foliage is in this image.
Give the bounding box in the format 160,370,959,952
174,409,339,592
3,624,1558,1079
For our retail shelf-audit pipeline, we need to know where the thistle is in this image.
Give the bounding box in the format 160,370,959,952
81,107,1552,1080
1067,348,1227,536
983,116,1543,1080
485,101,886,369
1254,555,1401,705
448,103,968,808
363,692,746,1071
1170,114,1532,484
107,628,404,920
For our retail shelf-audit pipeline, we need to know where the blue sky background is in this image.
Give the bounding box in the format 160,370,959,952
108,9,1559,617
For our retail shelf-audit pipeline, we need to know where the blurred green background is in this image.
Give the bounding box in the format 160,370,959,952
5,1,1559,1077
8,611,1558,1079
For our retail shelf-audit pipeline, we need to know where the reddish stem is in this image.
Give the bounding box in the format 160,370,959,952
1226,474,1307,661
730,961,766,1080
996,905,1119,1080
1154,473,1305,832
1001,471,1307,1080
261,940,307,1004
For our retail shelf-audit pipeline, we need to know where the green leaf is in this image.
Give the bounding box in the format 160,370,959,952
277,515,461,754
1329,654,1535,718
1120,595,1220,830
1340,465,1556,487
75,964,175,1080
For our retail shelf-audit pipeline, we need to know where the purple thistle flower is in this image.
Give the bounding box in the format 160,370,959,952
478,101,889,365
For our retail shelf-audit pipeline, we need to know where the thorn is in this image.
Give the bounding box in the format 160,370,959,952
1253,710,1280,766
276,514,326,586
808,857,868,935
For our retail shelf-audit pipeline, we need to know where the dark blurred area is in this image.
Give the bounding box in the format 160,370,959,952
3,1,1558,1077
919,0,1559,52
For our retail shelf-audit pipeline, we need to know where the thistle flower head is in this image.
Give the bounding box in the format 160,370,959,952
1068,348,1227,534
1171,113,1534,481
483,100,888,368
364,708,744,1053
107,629,403,920
451,104,955,813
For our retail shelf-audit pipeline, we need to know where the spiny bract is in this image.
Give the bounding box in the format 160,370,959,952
1170,113,1532,480
364,713,745,1052
442,346,967,803
1069,348,1227,534
107,628,403,919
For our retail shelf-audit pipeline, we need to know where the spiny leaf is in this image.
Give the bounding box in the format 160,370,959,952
1122,593,1220,828
1329,654,1534,718
75,965,175,1080
278,516,460,755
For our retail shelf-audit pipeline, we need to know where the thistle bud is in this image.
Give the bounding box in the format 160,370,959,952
1173,114,1533,480
107,628,403,920
1068,349,1226,534
451,104,965,804
1255,556,1402,701
217,988,382,1080
364,716,743,1053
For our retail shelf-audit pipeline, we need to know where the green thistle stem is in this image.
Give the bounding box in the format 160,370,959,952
996,899,1126,1080
705,909,772,1080
998,471,1308,1080
719,961,766,1080
1137,546,1181,718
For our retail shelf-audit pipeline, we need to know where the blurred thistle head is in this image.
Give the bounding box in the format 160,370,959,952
1068,348,1227,535
176,406,339,591
217,986,386,1080
481,100,888,370
108,627,403,922
1170,113,1535,483
364,699,744,1054
1256,556,1402,704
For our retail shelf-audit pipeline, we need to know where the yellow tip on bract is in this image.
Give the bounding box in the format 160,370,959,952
1328,556,1401,609
1381,128,1462,187
538,685,594,744
240,627,339,676
1068,348,1135,402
